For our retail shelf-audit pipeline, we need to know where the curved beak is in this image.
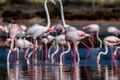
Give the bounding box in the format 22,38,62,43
48,27,54,32
85,33,91,37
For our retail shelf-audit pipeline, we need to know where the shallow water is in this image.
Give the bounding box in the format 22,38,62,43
6,63,120,80
0,47,120,80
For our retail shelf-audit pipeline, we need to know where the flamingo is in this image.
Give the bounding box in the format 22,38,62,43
15,38,33,80
58,0,77,31
51,0,91,66
97,36,120,76
52,34,66,80
83,24,102,48
49,34,70,80
15,38,33,69
27,0,54,39
15,39,33,48
107,26,120,36
27,0,55,79
50,0,77,33
66,30,90,62
107,26,120,76
7,23,27,80
50,34,66,64
65,30,90,80
59,42,71,80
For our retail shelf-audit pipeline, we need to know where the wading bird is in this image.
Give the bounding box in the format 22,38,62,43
97,36,120,76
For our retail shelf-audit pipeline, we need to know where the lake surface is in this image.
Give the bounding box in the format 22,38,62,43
0,47,120,80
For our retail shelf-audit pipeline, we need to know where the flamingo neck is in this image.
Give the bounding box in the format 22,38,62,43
104,44,109,55
60,42,71,64
45,0,51,28
59,0,66,27
51,43,59,63
97,44,108,65
96,31,102,48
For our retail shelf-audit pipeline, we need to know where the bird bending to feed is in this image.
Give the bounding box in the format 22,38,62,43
97,36,120,74
107,26,120,36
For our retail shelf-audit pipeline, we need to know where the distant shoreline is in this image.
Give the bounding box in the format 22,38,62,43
0,4,120,23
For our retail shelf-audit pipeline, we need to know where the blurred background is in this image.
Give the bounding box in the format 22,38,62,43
0,0,120,25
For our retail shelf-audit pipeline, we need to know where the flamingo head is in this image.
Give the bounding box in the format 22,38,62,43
78,31,91,39
53,24,65,33
47,27,54,32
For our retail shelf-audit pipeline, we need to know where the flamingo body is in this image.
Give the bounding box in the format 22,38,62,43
16,39,33,48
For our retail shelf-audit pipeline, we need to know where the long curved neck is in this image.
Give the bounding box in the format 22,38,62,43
96,31,102,48
60,42,71,64
104,44,109,54
97,44,108,65
51,43,59,63
45,0,51,28
59,0,66,27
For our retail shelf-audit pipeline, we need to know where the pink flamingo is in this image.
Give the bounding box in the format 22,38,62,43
97,36,120,77
66,30,90,80
107,26,120,36
83,24,102,48
7,23,27,80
